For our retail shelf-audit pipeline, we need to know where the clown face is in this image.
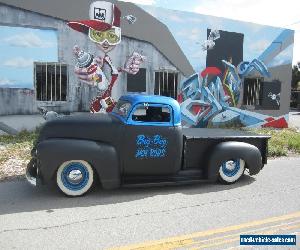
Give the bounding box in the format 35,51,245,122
89,27,121,53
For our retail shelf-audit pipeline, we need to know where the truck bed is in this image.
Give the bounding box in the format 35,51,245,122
182,128,269,139
182,128,270,169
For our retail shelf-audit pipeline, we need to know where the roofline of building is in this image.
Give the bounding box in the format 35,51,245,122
0,0,195,76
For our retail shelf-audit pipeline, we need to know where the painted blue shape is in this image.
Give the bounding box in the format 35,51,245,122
135,149,148,158
227,107,266,126
211,110,240,126
113,94,181,126
153,135,168,148
237,59,270,78
258,29,294,65
150,148,166,158
136,134,151,147
135,134,168,159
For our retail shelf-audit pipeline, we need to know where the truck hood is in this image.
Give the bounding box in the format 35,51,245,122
37,113,123,144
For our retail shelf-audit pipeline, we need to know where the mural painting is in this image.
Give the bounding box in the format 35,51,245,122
177,29,293,128
0,1,294,129
0,26,57,89
141,6,294,129
67,1,145,113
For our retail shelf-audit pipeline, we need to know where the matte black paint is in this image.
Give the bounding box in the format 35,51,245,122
207,141,263,181
182,128,269,169
37,139,120,189
122,125,183,176
30,106,269,189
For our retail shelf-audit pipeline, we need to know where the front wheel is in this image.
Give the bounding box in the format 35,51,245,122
218,159,245,184
56,160,94,197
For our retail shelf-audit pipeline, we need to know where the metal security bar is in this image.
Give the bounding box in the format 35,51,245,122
243,77,263,106
154,70,179,99
34,62,68,101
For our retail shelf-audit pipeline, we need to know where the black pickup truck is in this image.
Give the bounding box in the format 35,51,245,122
26,94,270,196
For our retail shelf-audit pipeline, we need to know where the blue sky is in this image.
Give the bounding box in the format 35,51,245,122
124,0,299,66
0,26,58,89
140,5,294,72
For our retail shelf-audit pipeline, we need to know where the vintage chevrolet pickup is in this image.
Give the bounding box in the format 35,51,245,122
26,94,270,196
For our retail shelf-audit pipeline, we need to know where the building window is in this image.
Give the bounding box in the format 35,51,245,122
243,78,281,110
127,68,147,92
243,78,263,107
34,62,68,101
154,71,179,99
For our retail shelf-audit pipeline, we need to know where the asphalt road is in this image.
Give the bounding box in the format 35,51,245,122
0,157,299,250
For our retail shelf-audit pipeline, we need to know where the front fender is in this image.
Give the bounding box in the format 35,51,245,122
37,139,120,189
207,141,262,181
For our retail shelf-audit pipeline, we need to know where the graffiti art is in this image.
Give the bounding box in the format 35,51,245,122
68,1,146,113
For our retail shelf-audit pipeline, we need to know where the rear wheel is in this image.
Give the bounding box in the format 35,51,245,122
56,160,94,197
218,158,245,184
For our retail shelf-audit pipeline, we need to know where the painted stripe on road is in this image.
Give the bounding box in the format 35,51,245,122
187,221,300,249
109,211,300,250
189,222,300,249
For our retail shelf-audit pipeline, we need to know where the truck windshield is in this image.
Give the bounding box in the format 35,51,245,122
112,100,132,119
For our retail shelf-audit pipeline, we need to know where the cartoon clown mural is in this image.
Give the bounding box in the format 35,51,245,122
67,1,145,113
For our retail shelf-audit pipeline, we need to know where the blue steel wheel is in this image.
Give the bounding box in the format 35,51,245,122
219,159,245,184
56,160,94,196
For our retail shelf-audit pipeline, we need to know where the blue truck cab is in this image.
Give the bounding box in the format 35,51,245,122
111,94,181,126
26,94,270,197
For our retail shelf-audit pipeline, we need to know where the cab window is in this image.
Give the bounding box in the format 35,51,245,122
131,104,171,123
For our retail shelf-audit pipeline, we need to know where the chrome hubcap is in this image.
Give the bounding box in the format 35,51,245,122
225,160,236,171
67,169,83,183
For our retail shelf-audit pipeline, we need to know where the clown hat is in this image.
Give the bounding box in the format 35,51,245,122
68,1,121,34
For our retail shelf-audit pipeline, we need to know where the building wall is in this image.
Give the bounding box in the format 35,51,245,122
0,2,295,129
0,3,182,115
141,6,294,128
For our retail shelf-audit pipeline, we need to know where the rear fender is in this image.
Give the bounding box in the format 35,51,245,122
37,139,120,189
207,141,262,181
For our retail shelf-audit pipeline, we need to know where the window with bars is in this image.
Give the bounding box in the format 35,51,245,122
154,71,179,99
34,62,68,101
243,77,263,106
243,78,281,110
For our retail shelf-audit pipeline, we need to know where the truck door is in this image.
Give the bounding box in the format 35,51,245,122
122,103,182,176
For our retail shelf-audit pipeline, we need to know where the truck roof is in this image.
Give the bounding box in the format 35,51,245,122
119,94,181,126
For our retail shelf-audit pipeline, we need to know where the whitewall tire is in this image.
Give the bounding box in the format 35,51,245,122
219,159,245,184
56,160,94,196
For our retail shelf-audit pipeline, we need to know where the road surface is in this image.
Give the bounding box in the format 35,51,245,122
0,157,299,249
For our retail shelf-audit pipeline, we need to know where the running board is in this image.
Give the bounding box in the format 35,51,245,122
122,169,208,188
122,179,209,188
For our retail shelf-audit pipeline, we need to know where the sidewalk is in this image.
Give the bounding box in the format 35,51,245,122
0,112,89,135
0,115,45,135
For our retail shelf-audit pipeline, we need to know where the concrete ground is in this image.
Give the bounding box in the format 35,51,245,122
0,157,299,249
